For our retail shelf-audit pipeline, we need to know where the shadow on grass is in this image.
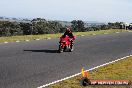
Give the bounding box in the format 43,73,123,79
24,49,59,53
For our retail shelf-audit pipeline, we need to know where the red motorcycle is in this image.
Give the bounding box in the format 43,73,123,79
59,35,76,53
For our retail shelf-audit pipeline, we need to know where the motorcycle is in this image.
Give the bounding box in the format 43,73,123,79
58,35,76,53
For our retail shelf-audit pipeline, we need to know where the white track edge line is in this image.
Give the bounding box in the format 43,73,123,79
37,54,132,88
4,42,8,43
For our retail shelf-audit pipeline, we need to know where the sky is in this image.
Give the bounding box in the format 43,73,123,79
0,0,132,23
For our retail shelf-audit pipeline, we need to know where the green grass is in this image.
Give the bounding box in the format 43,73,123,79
49,56,132,88
0,29,131,43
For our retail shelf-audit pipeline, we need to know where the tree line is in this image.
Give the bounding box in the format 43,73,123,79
0,18,128,37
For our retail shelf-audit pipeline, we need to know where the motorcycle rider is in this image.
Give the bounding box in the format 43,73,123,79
62,27,75,49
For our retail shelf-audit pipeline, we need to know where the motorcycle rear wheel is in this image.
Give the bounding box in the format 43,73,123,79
80,77,91,86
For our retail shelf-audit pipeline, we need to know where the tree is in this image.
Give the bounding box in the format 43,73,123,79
100,25,109,30
31,18,63,34
77,20,85,32
20,23,32,35
71,20,78,32
108,22,121,29
0,21,22,36
71,20,85,32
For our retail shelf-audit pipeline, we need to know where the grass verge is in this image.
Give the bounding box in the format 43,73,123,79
0,29,131,43
49,56,132,88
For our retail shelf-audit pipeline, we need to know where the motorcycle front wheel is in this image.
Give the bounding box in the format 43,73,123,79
59,45,63,53
69,45,74,52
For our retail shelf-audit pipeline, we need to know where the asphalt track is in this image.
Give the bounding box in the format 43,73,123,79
0,32,132,88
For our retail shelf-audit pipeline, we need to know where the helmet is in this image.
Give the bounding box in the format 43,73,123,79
66,27,71,32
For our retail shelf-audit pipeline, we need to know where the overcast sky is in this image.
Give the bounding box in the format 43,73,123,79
0,0,132,22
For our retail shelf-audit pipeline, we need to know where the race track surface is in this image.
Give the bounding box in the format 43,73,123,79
0,32,132,88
